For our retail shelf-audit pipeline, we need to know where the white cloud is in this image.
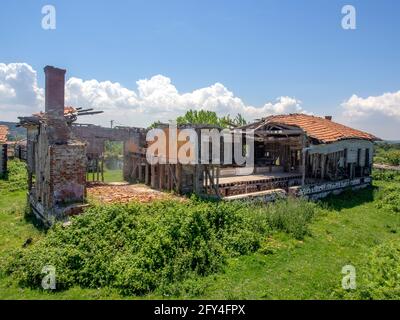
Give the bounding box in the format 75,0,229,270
341,91,400,140
342,91,400,118
0,63,44,119
66,77,139,112
0,62,307,127
65,75,305,125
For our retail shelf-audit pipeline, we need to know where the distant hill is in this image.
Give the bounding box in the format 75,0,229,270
376,140,400,145
0,121,26,141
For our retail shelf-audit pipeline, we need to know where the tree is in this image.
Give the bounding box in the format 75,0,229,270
176,110,247,128
177,110,220,126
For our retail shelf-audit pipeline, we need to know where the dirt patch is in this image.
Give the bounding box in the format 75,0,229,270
86,182,182,204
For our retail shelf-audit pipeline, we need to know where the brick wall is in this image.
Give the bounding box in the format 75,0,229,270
50,143,87,205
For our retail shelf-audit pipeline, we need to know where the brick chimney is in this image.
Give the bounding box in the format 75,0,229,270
325,116,332,121
43,65,70,143
44,66,66,119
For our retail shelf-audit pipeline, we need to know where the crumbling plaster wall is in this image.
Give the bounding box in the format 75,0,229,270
308,139,374,166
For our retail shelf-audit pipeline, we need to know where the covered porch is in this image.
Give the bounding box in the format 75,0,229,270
204,121,308,197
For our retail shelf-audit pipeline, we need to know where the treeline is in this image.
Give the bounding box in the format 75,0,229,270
150,109,248,129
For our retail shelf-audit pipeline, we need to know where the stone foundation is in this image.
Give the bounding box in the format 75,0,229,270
223,177,372,202
288,177,372,200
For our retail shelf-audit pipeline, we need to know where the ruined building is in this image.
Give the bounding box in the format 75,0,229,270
18,65,380,224
19,66,88,222
133,115,379,201
0,125,9,176
19,66,146,223
232,114,379,200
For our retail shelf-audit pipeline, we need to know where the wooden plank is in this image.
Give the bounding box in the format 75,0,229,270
175,164,182,193
138,161,143,182
159,164,165,190
151,165,156,188
145,164,150,185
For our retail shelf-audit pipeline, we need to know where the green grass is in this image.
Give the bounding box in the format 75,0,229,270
103,169,124,183
196,183,400,299
1,160,399,299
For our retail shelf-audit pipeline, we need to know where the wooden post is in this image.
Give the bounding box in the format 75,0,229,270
101,157,104,182
175,164,182,193
301,134,307,186
216,166,220,189
159,164,165,190
151,165,156,188
320,154,325,180
92,160,95,182
96,158,99,181
138,160,143,182
145,163,150,185
194,165,203,195
301,150,307,186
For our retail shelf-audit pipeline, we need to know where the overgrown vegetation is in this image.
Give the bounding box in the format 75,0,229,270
337,239,400,300
0,159,27,193
376,185,400,213
4,197,316,296
374,142,400,166
1,160,400,299
371,170,400,213
359,240,400,299
371,169,400,182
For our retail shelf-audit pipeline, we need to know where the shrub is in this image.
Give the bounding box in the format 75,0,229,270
264,198,316,239
376,186,400,213
374,144,400,166
4,197,316,295
337,240,400,300
372,170,400,182
359,240,400,299
384,150,400,166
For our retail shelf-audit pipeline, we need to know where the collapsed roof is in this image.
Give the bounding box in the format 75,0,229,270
18,106,104,127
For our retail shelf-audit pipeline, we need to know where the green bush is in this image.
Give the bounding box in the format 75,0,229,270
360,240,400,299
374,145,400,166
372,170,400,182
4,197,316,295
338,240,400,300
376,186,400,213
384,150,400,166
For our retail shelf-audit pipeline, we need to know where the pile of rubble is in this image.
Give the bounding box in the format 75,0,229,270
86,183,181,204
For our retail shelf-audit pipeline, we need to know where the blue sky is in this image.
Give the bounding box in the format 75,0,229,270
1,0,400,138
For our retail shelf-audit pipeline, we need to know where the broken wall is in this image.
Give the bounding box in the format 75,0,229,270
0,143,7,176
51,143,86,205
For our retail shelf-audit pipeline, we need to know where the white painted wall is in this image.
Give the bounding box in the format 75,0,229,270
308,139,374,166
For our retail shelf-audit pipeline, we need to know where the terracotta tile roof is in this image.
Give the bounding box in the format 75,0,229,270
264,114,379,143
0,125,9,143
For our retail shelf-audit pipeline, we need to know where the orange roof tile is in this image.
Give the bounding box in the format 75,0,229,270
0,125,9,143
264,114,379,143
